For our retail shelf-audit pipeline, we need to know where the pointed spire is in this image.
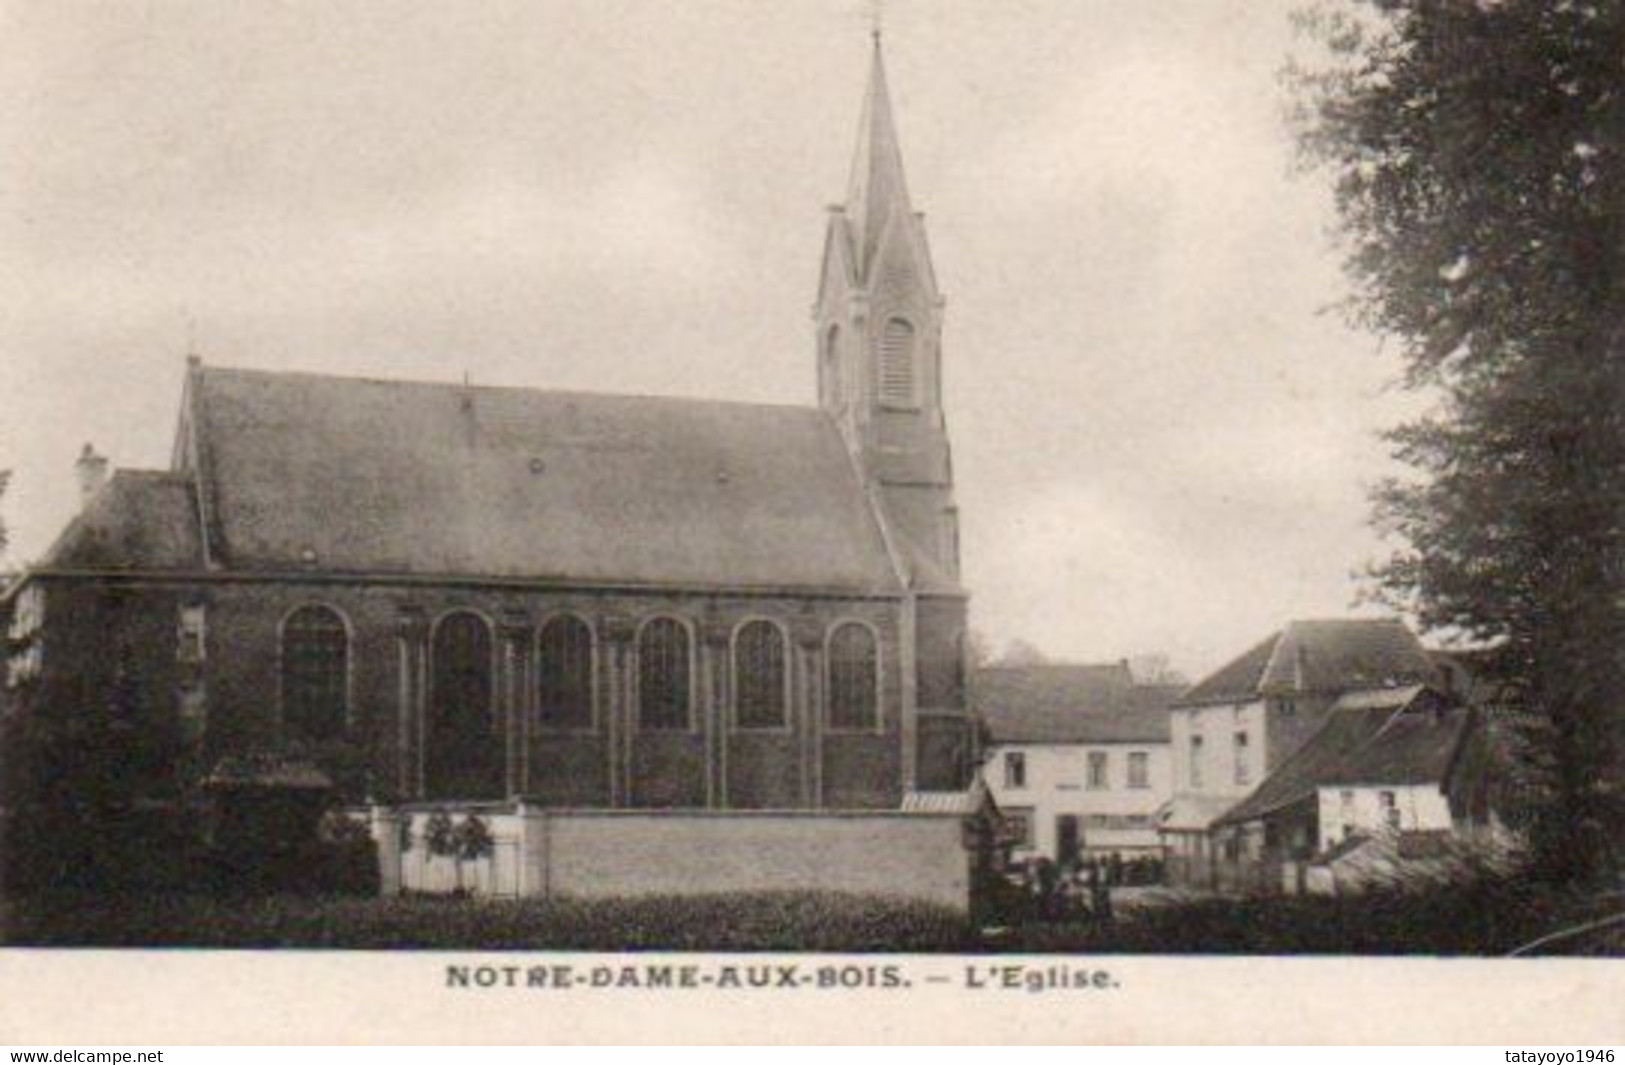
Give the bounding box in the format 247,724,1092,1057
845,31,913,277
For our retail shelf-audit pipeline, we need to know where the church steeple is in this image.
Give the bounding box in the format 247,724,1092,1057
814,33,958,589
844,33,914,281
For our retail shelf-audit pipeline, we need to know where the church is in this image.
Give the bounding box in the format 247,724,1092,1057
2,37,983,902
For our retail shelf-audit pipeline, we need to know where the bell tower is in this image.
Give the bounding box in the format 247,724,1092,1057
816,32,972,791
815,32,959,589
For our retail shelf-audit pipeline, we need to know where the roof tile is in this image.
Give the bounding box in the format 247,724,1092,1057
187,366,902,591
975,663,1180,744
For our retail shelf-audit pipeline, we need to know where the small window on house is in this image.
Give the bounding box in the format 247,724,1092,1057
281,605,349,741
733,621,787,729
1128,751,1150,789
538,615,594,729
1278,698,1297,717
1379,790,1400,830
178,683,208,745
6,586,44,689
7,585,44,641
178,604,207,664
1087,751,1109,790
877,317,917,407
638,618,692,730
1003,809,1033,848
1233,730,1251,786
1340,789,1355,810
1190,734,1205,789
1003,751,1026,790
7,642,42,689
826,623,878,730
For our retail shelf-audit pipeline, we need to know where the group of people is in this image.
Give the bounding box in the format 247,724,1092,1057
1014,855,1116,923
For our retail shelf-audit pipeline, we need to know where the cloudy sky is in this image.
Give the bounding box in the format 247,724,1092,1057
0,0,1423,678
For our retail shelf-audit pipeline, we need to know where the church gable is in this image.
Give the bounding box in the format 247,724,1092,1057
867,206,939,317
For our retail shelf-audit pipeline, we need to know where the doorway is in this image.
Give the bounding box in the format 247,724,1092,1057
1056,814,1082,868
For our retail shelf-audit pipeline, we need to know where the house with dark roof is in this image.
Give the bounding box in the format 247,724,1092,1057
1159,618,1440,890
0,37,986,905
1208,685,1510,893
975,662,1181,864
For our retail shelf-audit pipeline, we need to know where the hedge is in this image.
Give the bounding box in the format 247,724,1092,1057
2,891,972,952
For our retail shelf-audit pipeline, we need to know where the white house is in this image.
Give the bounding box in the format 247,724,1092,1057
1159,618,1440,889
1209,683,1516,894
975,663,1180,864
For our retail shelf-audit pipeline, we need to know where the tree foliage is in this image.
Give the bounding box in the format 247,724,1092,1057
0,468,10,556
1290,0,1625,880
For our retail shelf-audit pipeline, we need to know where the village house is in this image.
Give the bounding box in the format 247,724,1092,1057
975,662,1180,866
1159,618,1440,890
1207,683,1511,892
0,36,989,906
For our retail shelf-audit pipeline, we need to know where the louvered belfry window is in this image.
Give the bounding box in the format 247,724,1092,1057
282,605,349,742
638,618,691,730
537,615,594,729
733,621,787,729
827,623,878,730
878,317,917,407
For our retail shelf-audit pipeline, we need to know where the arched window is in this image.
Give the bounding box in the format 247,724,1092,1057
638,618,691,730
878,317,916,407
822,324,842,409
537,615,594,729
428,611,499,799
281,605,349,742
733,621,787,729
827,622,878,730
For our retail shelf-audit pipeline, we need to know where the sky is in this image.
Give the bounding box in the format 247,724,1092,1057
0,0,1425,679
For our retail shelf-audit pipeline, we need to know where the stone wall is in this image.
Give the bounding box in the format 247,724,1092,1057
379,805,973,912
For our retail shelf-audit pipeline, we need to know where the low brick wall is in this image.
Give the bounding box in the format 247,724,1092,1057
372,805,972,912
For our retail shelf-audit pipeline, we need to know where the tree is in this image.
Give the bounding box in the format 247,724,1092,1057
0,468,10,557
998,638,1050,667
1290,0,1625,880
423,811,493,895
964,630,996,670
1127,653,1188,688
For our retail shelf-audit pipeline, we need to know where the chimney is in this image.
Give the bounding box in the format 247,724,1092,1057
75,443,109,508
1292,642,1308,692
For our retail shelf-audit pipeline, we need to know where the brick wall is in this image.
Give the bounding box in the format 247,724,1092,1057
18,574,916,810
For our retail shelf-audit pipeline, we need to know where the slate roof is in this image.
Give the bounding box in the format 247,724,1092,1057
178,365,902,591
843,36,913,281
1213,687,1472,828
42,471,203,570
974,663,1181,745
1159,793,1239,833
1177,618,1439,706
